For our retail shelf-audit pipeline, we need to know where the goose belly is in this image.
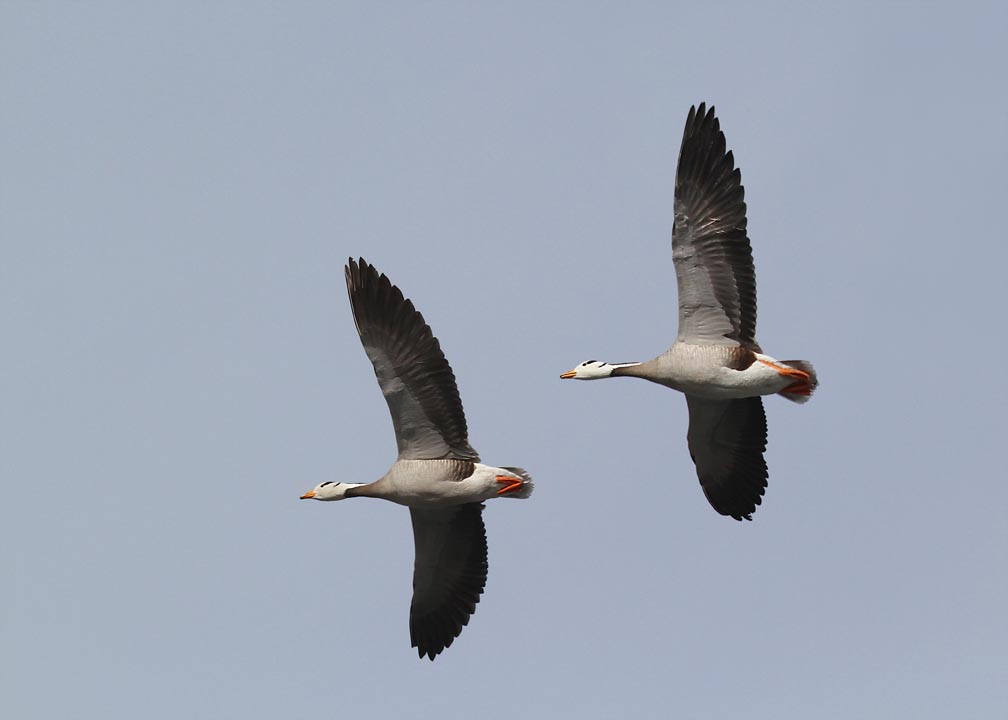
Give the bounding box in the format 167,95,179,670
383,460,499,507
678,356,792,399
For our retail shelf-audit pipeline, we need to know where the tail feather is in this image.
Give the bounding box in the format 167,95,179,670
777,360,818,404
500,466,534,498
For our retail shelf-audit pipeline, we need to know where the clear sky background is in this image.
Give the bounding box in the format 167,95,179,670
3,2,1007,718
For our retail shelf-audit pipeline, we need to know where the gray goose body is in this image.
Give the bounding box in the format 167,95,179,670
562,103,817,521
301,259,533,660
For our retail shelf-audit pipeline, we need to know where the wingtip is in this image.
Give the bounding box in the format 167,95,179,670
345,257,376,275
414,644,440,662
689,101,715,120
411,629,454,662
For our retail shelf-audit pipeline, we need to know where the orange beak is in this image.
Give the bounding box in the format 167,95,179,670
300,490,316,499
560,370,576,379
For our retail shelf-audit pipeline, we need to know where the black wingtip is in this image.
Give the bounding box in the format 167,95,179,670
345,257,380,282
682,102,723,142
414,642,442,662
411,624,458,661
708,475,766,522
705,464,766,522
345,257,398,300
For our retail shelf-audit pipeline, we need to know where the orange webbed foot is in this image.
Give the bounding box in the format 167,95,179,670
495,475,523,495
782,380,812,395
758,358,810,382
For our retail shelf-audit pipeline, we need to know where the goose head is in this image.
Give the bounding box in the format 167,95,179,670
560,360,615,380
300,481,357,501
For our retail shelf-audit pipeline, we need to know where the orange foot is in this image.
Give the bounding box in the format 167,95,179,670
758,358,810,383
782,380,812,395
496,475,523,495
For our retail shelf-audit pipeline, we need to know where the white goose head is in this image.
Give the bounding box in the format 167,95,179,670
300,481,360,501
560,360,616,380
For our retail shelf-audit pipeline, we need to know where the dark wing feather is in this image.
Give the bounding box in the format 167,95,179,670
345,258,478,461
672,103,758,348
685,395,768,521
409,504,488,660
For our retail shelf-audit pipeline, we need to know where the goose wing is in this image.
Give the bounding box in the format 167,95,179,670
345,258,479,461
672,103,758,348
409,503,488,660
685,395,768,520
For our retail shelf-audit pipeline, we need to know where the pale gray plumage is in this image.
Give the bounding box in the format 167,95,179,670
673,104,758,349
302,259,532,661
670,104,771,519
563,103,817,521
345,259,479,462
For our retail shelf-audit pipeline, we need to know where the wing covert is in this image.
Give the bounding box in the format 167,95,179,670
408,504,488,660
672,103,758,348
685,395,768,521
345,258,479,461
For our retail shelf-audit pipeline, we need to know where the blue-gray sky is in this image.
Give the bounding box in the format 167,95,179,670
3,2,1006,718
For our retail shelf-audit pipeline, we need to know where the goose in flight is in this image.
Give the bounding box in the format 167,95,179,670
302,258,533,659
561,103,817,521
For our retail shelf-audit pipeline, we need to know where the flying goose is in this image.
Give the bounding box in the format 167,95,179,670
301,259,533,659
561,103,817,521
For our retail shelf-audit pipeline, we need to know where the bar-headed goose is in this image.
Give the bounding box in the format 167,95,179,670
561,103,817,521
302,259,533,659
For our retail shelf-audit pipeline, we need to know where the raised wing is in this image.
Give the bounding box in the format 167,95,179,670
409,504,488,660
672,103,758,348
345,258,479,461
685,395,768,521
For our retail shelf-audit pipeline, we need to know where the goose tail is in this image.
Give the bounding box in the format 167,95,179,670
776,360,818,404
500,467,534,498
